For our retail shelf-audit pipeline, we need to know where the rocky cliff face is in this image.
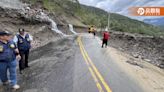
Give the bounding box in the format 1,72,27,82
0,1,65,49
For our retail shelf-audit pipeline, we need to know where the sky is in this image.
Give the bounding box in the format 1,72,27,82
78,0,164,20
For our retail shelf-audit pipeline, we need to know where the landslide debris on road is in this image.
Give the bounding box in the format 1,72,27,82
29,36,77,61
22,37,77,92
107,32,164,69
0,36,77,92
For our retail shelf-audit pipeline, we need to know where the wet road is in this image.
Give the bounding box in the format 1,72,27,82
78,35,144,92
0,35,144,92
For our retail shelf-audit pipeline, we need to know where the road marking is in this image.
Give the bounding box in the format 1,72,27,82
78,36,112,92
89,67,104,92
78,37,104,92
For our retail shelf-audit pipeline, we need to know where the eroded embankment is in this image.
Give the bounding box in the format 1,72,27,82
97,31,164,68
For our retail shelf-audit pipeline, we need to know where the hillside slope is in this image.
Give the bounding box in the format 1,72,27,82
76,5,163,36
22,0,164,36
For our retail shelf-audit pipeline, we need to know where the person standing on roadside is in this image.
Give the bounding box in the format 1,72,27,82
102,30,110,48
92,28,96,37
13,28,33,74
0,30,20,90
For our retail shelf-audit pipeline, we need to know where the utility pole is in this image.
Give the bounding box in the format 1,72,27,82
107,12,110,31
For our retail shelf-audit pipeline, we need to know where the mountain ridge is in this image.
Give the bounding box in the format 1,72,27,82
13,0,164,36
144,17,164,26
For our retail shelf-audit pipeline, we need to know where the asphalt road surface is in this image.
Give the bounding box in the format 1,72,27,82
0,34,144,92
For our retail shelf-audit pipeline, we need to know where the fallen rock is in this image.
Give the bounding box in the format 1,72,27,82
144,59,151,62
132,53,139,58
159,64,164,69
126,60,144,68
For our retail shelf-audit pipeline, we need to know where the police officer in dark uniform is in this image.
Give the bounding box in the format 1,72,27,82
13,28,33,74
0,30,20,89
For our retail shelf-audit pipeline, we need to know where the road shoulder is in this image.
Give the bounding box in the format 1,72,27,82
106,46,164,92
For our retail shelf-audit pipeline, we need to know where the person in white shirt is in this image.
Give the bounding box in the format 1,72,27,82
13,28,33,74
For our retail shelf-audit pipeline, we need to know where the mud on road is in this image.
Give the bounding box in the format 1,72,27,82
0,36,78,92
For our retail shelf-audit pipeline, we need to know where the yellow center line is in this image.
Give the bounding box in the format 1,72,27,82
78,37,104,92
77,36,112,92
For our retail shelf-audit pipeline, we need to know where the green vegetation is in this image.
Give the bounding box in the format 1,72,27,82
159,26,164,31
76,5,163,36
25,0,164,36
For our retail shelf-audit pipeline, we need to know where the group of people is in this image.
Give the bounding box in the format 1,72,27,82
0,29,32,90
0,25,109,90
88,26,110,48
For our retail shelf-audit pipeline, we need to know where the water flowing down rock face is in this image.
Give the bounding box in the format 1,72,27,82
0,0,23,9
32,11,66,36
0,0,65,36
19,6,66,36
37,13,66,36
49,18,66,36
69,24,77,34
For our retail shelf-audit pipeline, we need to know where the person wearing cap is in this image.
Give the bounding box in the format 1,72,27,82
0,30,20,89
102,30,110,48
13,28,33,74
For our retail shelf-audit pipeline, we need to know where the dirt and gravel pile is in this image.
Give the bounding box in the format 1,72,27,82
106,32,164,68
